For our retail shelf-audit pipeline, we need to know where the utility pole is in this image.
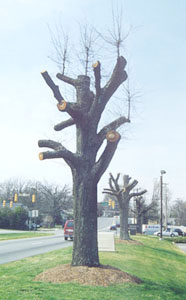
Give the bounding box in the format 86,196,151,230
160,170,166,240
163,183,169,230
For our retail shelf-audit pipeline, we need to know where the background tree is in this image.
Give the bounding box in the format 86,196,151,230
0,179,73,227
143,198,159,224
170,199,186,225
103,173,147,240
151,179,172,227
132,196,157,233
0,179,25,204
37,182,73,225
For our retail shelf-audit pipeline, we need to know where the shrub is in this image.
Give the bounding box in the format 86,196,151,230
0,207,28,230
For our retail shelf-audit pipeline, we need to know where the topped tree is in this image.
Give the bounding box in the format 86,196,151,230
38,56,129,266
103,173,147,240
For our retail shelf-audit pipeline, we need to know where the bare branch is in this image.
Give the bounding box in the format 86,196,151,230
38,139,62,150
41,71,64,102
38,139,79,168
116,173,120,183
127,179,138,191
97,116,130,144
129,189,147,200
56,73,76,86
96,5,131,58
54,118,75,131
109,173,120,192
109,176,115,191
102,56,127,106
102,189,117,196
92,133,121,182
48,23,71,74
92,61,101,96
139,201,155,215
78,23,98,76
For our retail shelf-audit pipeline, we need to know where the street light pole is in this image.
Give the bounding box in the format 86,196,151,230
160,170,166,240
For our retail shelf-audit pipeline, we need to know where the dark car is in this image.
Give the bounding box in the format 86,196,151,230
110,224,120,230
174,228,185,236
110,225,117,230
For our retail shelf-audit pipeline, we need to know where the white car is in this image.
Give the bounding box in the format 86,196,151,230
154,228,179,237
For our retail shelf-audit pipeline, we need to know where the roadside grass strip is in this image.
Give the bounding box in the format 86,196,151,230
0,236,185,300
0,232,53,241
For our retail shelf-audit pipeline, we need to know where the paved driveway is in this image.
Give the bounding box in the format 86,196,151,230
176,243,186,253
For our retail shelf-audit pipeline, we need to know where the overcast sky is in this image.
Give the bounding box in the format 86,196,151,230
0,0,186,203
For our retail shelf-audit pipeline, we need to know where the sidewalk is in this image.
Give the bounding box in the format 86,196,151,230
176,243,186,253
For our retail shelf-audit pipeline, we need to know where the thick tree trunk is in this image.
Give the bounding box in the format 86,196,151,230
137,215,143,234
72,170,99,266
120,200,130,240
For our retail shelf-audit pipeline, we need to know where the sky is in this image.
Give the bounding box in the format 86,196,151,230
0,0,186,203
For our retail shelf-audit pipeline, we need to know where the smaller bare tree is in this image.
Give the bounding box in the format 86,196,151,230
132,196,157,233
103,173,147,240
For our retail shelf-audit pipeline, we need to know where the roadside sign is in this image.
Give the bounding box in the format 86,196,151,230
32,210,39,217
28,211,32,218
28,210,39,217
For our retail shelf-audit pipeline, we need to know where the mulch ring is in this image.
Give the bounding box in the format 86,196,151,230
34,264,142,286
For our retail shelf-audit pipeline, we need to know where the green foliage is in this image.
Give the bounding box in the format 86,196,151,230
0,236,185,299
0,207,13,228
0,207,28,230
166,236,186,243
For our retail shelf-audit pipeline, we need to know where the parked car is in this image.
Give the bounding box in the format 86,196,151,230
110,223,120,230
173,228,185,236
30,223,41,230
110,224,117,230
64,220,74,240
154,228,179,237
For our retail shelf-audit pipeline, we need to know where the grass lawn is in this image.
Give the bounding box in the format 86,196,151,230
0,232,53,241
0,235,186,300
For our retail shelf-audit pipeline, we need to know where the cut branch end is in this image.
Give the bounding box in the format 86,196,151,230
39,153,44,160
106,131,120,143
92,61,100,69
57,100,67,111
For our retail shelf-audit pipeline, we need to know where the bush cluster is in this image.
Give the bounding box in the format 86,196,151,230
0,207,28,230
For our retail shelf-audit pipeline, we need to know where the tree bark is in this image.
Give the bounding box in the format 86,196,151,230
137,215,142,234
120,200,130,240
72,170,99,266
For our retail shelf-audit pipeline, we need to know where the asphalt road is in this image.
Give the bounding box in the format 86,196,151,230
0,234,70,265
0,217,113,265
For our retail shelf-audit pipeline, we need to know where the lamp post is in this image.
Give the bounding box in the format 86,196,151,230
160,170,166,240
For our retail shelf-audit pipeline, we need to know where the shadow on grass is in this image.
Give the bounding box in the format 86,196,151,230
142,244,184,261
141,280,186,297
